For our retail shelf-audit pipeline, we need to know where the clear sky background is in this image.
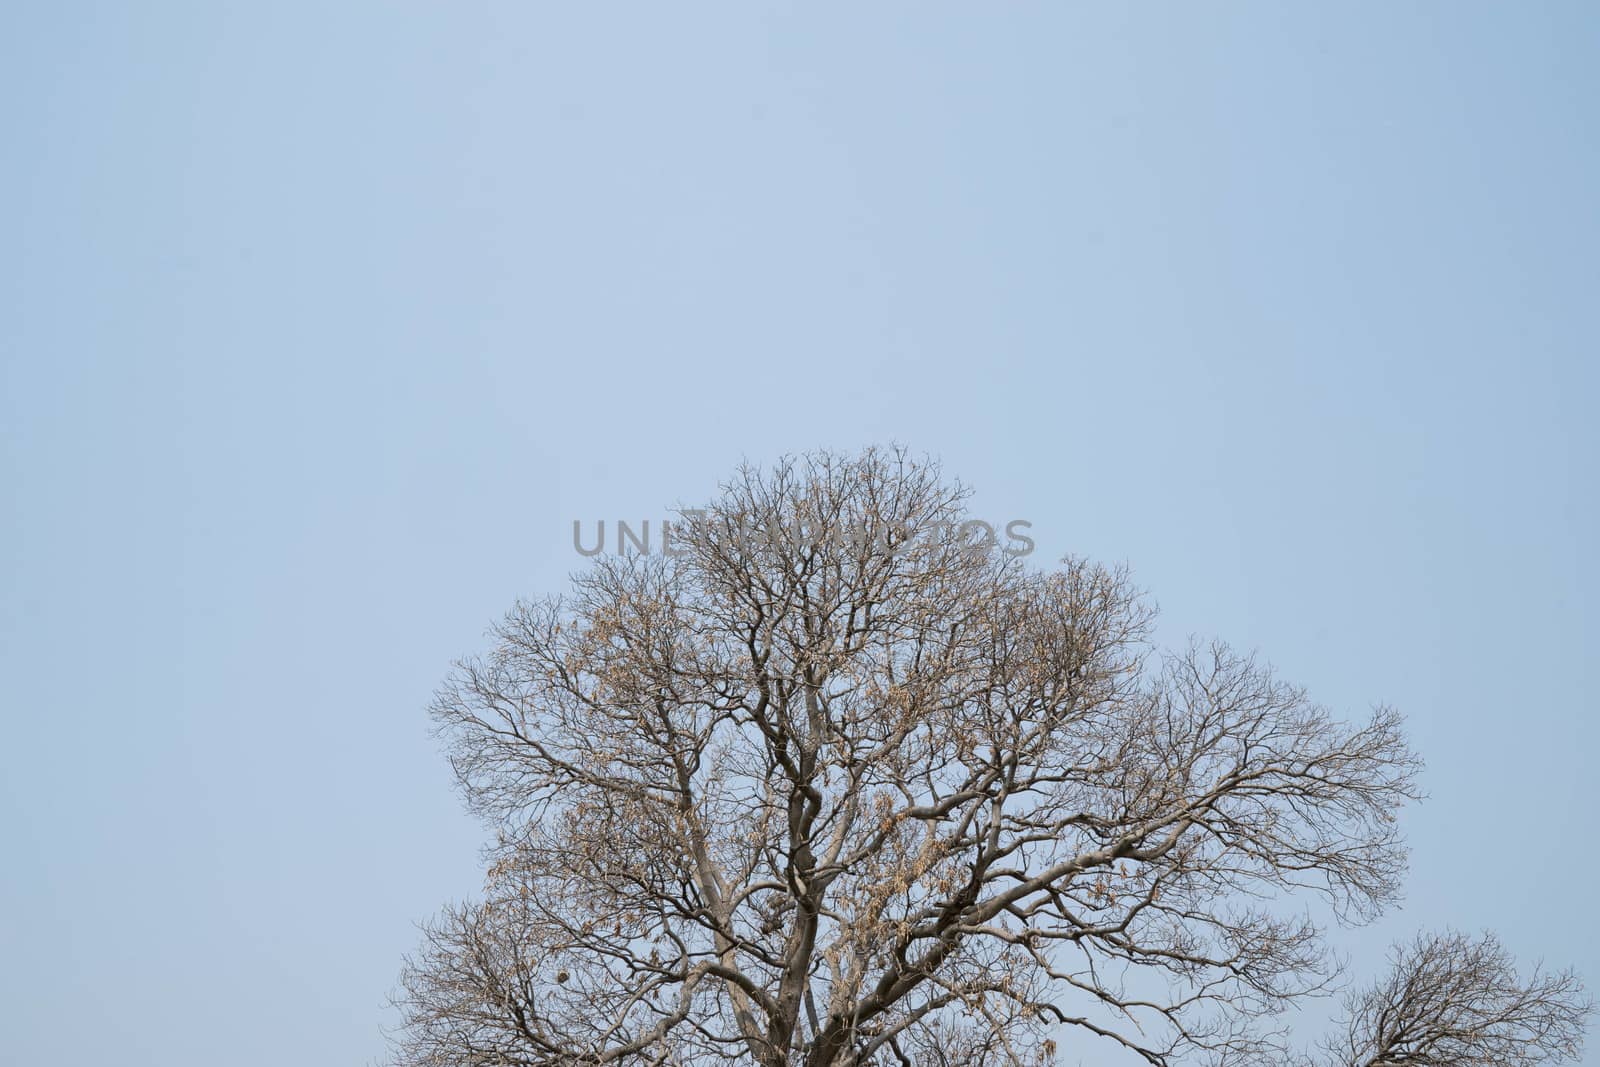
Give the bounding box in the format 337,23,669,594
3,4,1597,1065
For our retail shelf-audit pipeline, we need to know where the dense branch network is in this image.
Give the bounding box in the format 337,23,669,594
393,448,1589,1067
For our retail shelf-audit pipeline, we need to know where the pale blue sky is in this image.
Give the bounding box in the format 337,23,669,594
3,4,1597,1065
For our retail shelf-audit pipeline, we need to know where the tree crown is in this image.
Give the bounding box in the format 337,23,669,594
395,448,1588,1067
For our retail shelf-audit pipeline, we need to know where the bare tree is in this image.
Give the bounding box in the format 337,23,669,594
1309,931,1590,1067
393,448,1590,1067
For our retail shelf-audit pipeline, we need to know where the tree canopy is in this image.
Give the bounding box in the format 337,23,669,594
394,448,1589,1067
